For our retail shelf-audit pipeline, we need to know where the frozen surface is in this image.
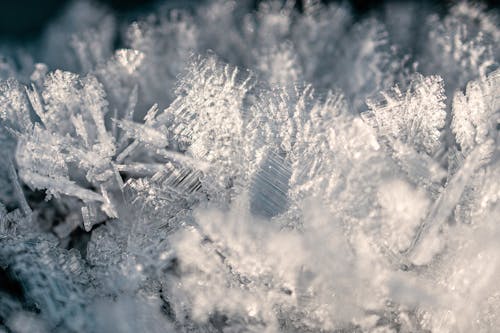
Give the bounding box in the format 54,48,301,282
0,1,499,332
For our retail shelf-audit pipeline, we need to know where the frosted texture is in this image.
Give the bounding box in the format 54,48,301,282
0,1,499,332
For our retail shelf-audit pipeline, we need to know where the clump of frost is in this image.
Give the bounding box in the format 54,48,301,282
0,0,499,332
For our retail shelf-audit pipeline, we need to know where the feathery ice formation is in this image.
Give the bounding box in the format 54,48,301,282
0,1,499,332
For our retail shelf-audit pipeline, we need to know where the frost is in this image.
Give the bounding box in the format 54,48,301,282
365,74,447,155
422,2,498,93
452,69,500,154
0,0,499,332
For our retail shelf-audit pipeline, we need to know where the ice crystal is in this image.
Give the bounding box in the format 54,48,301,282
365,74,447,155
0,0,499,332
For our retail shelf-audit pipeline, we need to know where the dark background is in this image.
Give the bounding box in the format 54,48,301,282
0,0,498,40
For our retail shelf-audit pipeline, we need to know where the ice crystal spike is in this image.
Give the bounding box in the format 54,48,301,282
125,162,204,225
116,119,168,148
166,56,254,200
405,144,487,263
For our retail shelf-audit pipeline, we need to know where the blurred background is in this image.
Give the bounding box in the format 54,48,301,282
0,0,498,40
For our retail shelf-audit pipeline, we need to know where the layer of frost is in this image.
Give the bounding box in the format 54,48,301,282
0,0,499,332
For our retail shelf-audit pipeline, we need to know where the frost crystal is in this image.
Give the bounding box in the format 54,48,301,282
0,0,499,332
452,69,500,153
365,74,447,155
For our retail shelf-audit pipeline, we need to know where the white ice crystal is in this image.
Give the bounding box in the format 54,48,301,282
365,74,447,155
452,69,500,153
0,0,499,332
423,2,498,93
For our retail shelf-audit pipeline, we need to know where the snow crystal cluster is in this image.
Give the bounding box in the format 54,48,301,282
0,0,499,332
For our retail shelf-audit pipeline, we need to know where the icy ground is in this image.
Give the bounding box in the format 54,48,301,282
0,0,499,332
